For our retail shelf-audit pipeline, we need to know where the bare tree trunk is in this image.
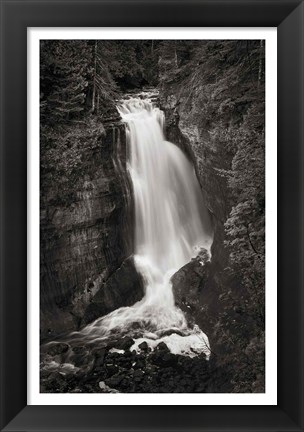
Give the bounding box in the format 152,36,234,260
246,41,254,85
151,40,154,55
258,40,264,90
246,224,263,260
96,93,100,115
92,40,97,113
174,41,178,68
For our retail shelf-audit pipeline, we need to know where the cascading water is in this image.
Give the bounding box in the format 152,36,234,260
43,91,213,363
114,94,213,355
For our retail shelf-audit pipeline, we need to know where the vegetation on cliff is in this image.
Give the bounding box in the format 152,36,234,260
158,40,265,392
41,39,265,393
40,40,160,201
40,118,105,206
40,40,159,124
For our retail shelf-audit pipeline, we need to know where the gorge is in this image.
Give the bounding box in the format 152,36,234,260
41,93,215,385
40,40,265,393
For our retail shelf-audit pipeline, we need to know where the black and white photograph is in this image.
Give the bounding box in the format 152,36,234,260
39,38,265,394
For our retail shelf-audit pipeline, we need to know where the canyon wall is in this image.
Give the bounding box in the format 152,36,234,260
160,92,231,266
160,84,232,351
158,47,264,360
40,120,136,340
159,44,265,394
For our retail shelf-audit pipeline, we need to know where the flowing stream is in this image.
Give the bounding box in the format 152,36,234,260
44,92,213,363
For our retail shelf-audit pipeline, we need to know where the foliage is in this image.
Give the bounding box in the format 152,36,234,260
159,40,265,392
41,40,93,123
40,40,161,124
90,41,119,115
219,101,265,392
40,118,105,206
99,40,160,89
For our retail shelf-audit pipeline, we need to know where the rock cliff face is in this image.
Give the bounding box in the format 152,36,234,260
83,256,144,325
159,76,234,345
160,89,231,265
171,257,241,354
40,121,136,340
158,44,265,391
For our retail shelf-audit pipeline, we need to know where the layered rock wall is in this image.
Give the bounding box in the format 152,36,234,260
40,122,133,340
160,90,231,266
159,75,234,348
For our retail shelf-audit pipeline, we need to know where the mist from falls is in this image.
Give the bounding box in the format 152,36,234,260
61,93,213,358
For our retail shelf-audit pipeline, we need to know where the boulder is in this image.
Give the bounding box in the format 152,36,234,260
156,342,170,353
150,352,178,368
93,348,107,368
105,374,124,388
113,337,134,351
83,256,144,325
171,258,220,346
138,341,149,352
46,342,69,356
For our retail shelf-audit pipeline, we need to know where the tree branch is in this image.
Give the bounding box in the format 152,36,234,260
246,224,263,259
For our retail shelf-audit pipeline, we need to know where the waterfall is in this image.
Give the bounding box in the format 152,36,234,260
120,97,212,287
60,92,213,358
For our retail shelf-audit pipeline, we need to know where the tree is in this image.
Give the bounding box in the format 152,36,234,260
90,41,119,114
41,40,93,123
158,39,266,392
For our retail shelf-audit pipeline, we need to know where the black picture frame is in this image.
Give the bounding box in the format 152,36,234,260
0,0,303,431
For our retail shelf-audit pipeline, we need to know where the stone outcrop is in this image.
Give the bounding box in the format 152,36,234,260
159,70,237,352
171,258,223,351
159,81,232,265
83,256,144,325
40,121,133,340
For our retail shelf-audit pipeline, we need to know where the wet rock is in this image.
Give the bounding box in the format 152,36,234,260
120,377,132,390
133,357,146,370
72,345,87,355
118,337,135,351
105,374,124,388
133,369,144,382
46,342,69,356
125,350,135,358
105,363,119,377
40,343,234,393
161,353,178,367
171,259,219,343
40,369,51,380
72,348,93,369
107,351,132,369
42,371,70,393
99,381,119,393
150,351,177,368
119,359,133,370
83,257,144,325
156,342,170,353
138,341,149,352
93,348,107,368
